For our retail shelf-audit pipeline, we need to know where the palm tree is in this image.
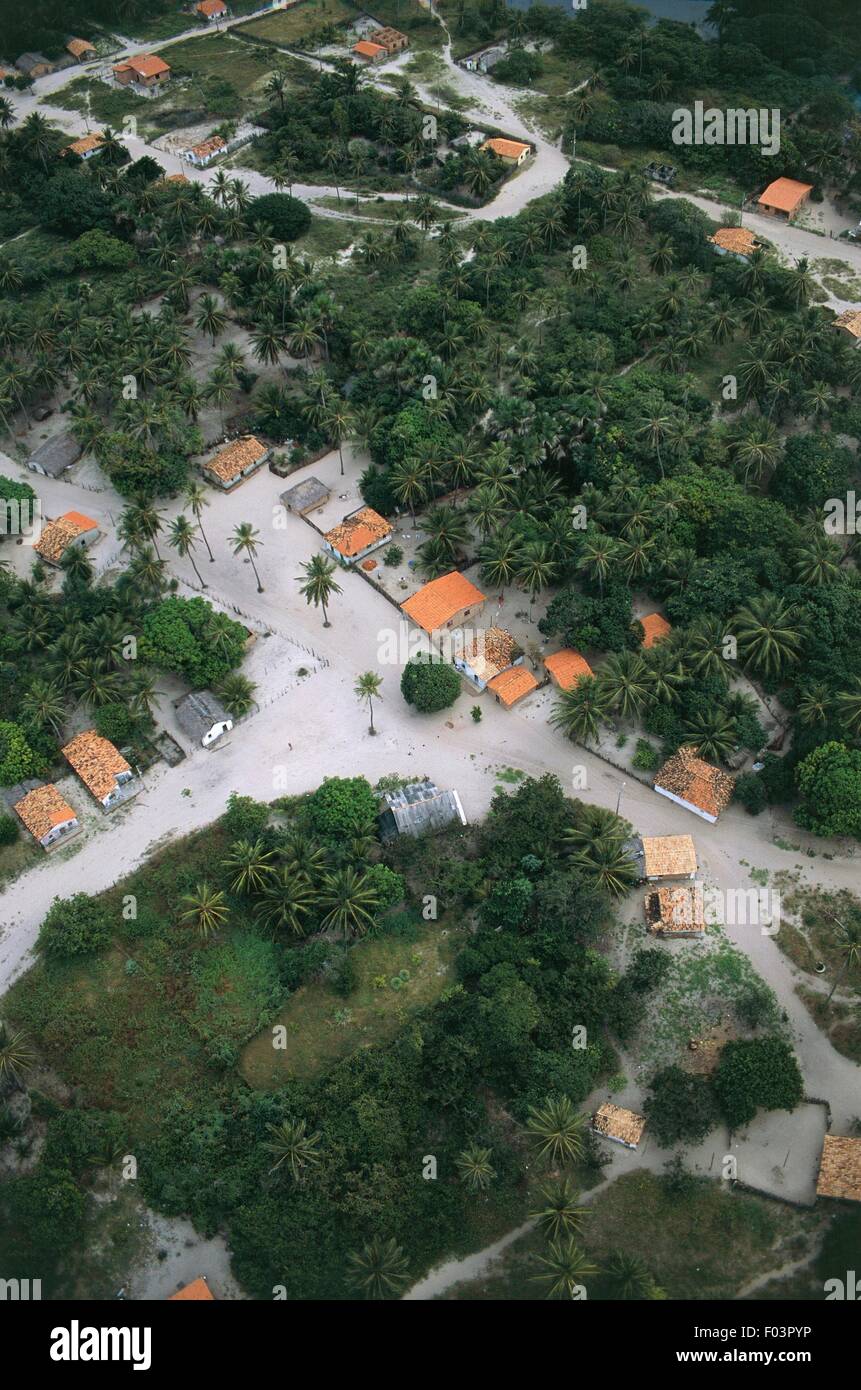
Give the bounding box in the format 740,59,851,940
297,554,342,627
825,915,861,1005
318,867,379,938
217,672,257,718
254,869,316,936
20,678,66,737
732,419,782,487
347,1239,409,1300
125,499,165,560
169,514,207,587
686,615,731,685
265,1118,322,1181
281,831,327,881
568,836,638,897
525,1096,588,1166
733,594,802,678
683,707,737,764
231,522,264,593
835,677,861,738
530,1177,589,1241
796,682,835,729
516,540,555,616
794,535,842,587
550,676,610,747
178,882,229,941
355,671,382,734
455,1144,496,1192
576,533,620,597
606,1251,654,1300
224,838,275,894
532,1238,598,1300
598,650,651,721
195,293,227,346
0,1024,34,1088
184,480,215,562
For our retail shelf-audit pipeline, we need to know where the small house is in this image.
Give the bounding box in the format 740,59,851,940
62,730,137,810
816,1134,861,1203
174,691,233,747
832,309,861,345
280,476,331,516
195,0,228,19
639,612,672,649
66,38,97,62
14,784,80,850
353,40,387,63
168,1277,215,1300
27,432,82,479
61,133,104,161
323,506,391,565
640,834,697,882
644,883,705,937
378,780,467,844
654,746,735,824
592,1102,646,1150
487,665,539,709
452,626,522,692
202,436,270,490
480,137,531,167
708,226,761,260
401,571,486,636
34,511,99,567
374,26,409,53
184,135,228,168
16,53,53,78
544,648,592,691
113,54,171,92
757,177,812,222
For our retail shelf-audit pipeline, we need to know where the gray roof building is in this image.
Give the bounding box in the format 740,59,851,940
28,431,82,478
378,780,467,843
280,476,331,515
174,690,233,747
16,52,52,74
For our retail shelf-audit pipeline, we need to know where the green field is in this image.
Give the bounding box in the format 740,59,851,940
159,31,282,94
236,0,356,46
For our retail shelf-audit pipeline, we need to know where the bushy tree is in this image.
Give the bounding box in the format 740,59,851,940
37,893,112,958
400,656,461,713
0,720,40,785
248,193,311,242
795,741,861,838
713,1037,804,1128
644,1065,720,1147
309,776,377,840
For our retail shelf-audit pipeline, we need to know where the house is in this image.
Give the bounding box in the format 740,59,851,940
62,730,138,810
592,1102,646,1150
480,137,531,167
640,834,697,881
644,883,705,937
61,133,104,160
815,1134,861,1203
639,612,672,649
34,511,100,567
202,436,270,490
757,177,812,221
168,1277,215,1300
195,0,228,19
832,309,861,344
184,135,228,168
113,54,171,92
464,45,505,74
708,226,761,259
654,745,735,824
352,40,387,62
323,506,391,565
27,431,82,478
14,784,80,850
16,53,53,78
378,780,467,844
174,691,233,747
66,38,97,62
487,665,539,709
544,648,592,691
452,626,522,691
401,571,486,635
280,476,331,515
373,26,409,54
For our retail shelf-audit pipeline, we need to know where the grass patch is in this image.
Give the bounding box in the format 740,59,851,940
160,32,282,96
296,213,367,257
0,833,39,888
236,0,356,47
55,77,154,128
779,885,861,994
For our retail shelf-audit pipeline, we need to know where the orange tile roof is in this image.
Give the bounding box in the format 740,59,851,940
62,133,104,158
487,665,539,707
641,833,697,878
544,648,593,689
401,571,486,634
833,309,861,340
655,746,735,821
115,54,170,78
34,511,98,564
14,785,77,843
189,135,227,161
816,1134,861,1202
67,38,97,58
353,40,386,57
196,0,227,13
204,436,268,484
481,137,531,161
168,1277,215,1301
324,506,391,558
163,173,190,183
645,884,705,934
62,730,130,802
640,612,672,649
709,227,760,256
758,177,812,214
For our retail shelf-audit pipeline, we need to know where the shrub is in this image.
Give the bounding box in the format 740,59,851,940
223,792,270,841
383,545,403,566
248,193,311,242
365,863,405,911
309,776,377,840
330,951,358,998
734,772,767,816
632,738,659,771
644,1066,720,1147
94,703,137,745
401,656,461,713
0,813,19,846
43,1109,125,1176
37,893,112,958
0,720,39,786
795,741,861,838
713,1037,804,1128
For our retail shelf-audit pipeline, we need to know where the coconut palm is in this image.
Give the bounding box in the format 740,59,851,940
231,522,264,593
686,615,732,685
598,650,651,721
525,1096,588,1166
532,1238,598,1300
576,533,620,597
794,535,842,587
835,677,861,738
318,867,379,938
217,672,257,718
124,499,165,560
732,419,782,486
168,514,206,587
682,707,737,763
178,882,229,941
550,677,610,747
390,458,430,524
825,916,861,1005
354,670,382,735
195,293,227,346
568,835,638,897
323,400,353,477
423,503,471,561
281,832,327,882
530,1177,589,1241
455,1144,496,1192
346,1239,409,1300
733,594,802,678
20,678,66,737
264,1118,322,1181
0,1024,34,1087
297,554,342,627
516,540,555,616
605,1251,655,1300
183,480,215,562
562,803,627,852
224,838,275,894
795,682,836,729
479,533,520,588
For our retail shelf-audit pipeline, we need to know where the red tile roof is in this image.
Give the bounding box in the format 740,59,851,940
487,665,539,707
640,612,672,649
168,1277,215,1300
544,648,593,689
401,571,486,634
353,40,386,58
758,177,812,214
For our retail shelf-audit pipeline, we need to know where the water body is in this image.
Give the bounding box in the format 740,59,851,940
507,0,716,36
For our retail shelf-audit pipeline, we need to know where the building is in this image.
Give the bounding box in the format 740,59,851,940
708,226,761,259
280,476,330,515
184,135,227,168
373,26,409,54
816,1134,861,1203
168,1277,215,1300
62,730,137,810
323,506,391,566
27,432,82,479
640,834,697,881
654,745,735,824
487,665,539,709
16,53,53,78
66,38,97,61
202,436,270,490
401,571,486,636
544,648,592,691
452,626,522,691
195,0,228,19
353,40,387,62
480,137,531,167
61,133,104,160
113,54,171,92
644,883,705,937
378,780,467,844
592,1102,646,1150
463,45,505,74
174,691,234,747
14,784,80,850
757,177,812,221
639,612,672,649
833,308,861,344
34,511,100,567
